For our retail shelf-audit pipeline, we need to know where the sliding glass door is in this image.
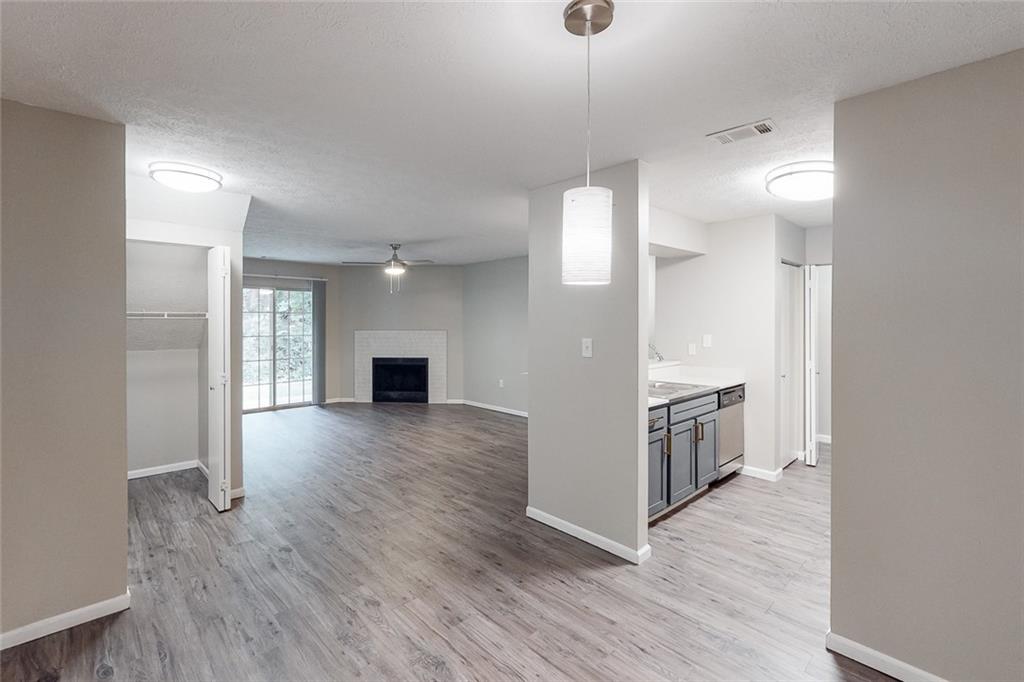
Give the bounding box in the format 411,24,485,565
243,286,313,411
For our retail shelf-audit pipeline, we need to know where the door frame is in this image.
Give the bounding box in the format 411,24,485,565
126,235,236,510
778,260,807,468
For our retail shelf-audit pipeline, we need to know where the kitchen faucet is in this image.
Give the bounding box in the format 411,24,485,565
648,343,664,362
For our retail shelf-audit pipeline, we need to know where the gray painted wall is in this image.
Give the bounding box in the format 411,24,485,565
528,160,649,558
198,328,209,469
462,256,528,413
127,350,201,470
655,215,780,473
831,49,1023,680
804,225,833,265
243,259,465,401
126,240,208,352
1,101,127,632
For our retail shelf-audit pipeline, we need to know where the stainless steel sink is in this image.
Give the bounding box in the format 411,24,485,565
648,380,713,401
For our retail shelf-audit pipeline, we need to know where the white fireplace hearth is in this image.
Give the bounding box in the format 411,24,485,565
354,330,448,403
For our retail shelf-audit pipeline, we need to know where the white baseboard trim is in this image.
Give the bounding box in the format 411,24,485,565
127,460,198,480
461,399,528,418
446,398,463,404
325,397,355,404
740,465,784,482
231,487,245,499
525,506,649,564
817,434,832,444
197,459,209,479
826,630,944,682
0,588,130,650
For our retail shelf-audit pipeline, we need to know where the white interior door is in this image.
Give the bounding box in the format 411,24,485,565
810,265,833,463
207,246,231,511
804,266,818,466
778,262,805,468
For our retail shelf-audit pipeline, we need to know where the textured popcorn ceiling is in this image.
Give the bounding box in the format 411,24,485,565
127,241,209,351
3,2,1022,264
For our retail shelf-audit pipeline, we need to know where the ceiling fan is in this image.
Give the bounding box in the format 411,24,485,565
342,243,433,293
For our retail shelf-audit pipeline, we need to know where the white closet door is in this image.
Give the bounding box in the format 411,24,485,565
207,246,231,511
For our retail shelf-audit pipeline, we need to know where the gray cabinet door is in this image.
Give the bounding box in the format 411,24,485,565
696,411,719,487
648,430,668,517
668,420,696,504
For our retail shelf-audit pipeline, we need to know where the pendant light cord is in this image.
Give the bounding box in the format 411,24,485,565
585,20,592,188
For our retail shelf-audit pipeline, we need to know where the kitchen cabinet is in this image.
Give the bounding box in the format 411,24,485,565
668,420,696,504
648,428,668,516
648,389,722,520
696,411,719,487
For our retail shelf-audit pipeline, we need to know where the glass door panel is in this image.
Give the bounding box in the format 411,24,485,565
274,289,313,406
243,285,314,411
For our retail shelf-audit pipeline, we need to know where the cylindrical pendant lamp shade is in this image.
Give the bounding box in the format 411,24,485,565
562,185,613,285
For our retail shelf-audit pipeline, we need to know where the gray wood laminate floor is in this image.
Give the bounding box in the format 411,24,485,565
3,406,886,681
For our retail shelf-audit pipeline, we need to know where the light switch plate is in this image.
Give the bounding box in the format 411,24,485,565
702,334,712,348
498,379,504,388
688,343,697,356
582,337,593,358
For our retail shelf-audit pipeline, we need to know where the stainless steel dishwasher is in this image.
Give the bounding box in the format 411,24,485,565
717,385,745,477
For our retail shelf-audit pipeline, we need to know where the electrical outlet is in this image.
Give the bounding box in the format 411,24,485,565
581,337,593,358
498,379,504,388
688,343,697,356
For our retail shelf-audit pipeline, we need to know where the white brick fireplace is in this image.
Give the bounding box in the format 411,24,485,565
354,330,448,403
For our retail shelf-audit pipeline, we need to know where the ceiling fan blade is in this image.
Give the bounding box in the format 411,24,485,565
405,259,435,264
340,261,386,266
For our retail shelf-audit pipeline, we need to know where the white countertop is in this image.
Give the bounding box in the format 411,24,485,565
648,362,745,391
648,396,669,408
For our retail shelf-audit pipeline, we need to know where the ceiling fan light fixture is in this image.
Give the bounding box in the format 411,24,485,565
765,160,834,201
148,161,222,193
384,259,406,276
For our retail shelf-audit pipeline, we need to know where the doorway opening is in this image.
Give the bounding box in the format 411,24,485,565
126,240,233,511
805,264,832,465
778,261,833,469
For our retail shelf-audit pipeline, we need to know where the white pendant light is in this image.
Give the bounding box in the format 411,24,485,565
765,160,834,201
148,161,222,193
561,0,614,286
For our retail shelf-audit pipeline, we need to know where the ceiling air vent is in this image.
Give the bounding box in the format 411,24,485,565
706,118,776,145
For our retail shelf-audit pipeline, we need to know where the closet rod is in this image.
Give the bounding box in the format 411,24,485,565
245,274,327,282
126,311,208,319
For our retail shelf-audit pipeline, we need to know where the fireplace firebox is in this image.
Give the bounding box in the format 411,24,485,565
372,357,428,403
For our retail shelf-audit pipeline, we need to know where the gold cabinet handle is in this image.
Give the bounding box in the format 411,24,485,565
666,432,672,457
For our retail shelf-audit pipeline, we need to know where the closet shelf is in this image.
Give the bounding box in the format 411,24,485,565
126,311,208,320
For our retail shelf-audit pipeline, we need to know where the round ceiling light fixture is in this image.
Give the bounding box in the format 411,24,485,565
148,161,223,193
765,160,834,201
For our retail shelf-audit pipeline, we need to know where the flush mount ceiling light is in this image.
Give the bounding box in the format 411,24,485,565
148,161,223,193
765,160,834,201
561,0,614,286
